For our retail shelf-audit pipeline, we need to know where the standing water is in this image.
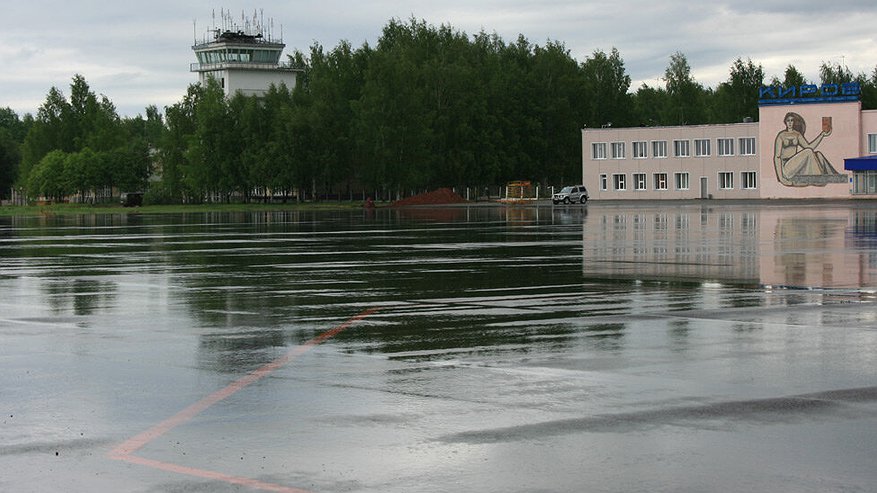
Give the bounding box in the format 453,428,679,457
1,202,876,492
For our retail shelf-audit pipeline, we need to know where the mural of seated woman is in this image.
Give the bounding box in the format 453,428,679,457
773,112,841,187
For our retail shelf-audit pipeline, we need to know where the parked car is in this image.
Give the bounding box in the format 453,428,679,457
552,185,589,204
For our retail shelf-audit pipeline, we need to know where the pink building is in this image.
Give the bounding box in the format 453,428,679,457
582,84,877,199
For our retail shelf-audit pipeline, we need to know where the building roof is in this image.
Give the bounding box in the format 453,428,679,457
844,155,877,171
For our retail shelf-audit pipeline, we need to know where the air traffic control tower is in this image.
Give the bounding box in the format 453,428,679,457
191,10,299,97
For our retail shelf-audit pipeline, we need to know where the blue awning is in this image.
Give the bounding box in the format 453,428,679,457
845,155,877,171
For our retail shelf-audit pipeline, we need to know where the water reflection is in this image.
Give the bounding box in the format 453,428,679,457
42,278,117,316
580,203,877,290
2,202,876,371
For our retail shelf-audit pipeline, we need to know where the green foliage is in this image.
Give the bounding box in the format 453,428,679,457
713,58,764,122
27,150,69,201
0,107,27,199
774,65,808,87
14,20,877,203
663,52,708,125
581,48,632,128
631,84,668,127
159,84,203,203
819,62,855,85
859,68,877,111
16,75,153,202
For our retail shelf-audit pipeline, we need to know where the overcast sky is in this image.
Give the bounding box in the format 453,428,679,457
2,1,875,118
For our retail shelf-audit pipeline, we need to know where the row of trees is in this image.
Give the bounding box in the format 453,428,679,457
0,75,155,202
3,18,877,203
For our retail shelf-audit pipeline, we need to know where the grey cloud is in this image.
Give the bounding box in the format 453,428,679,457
2,0,874,117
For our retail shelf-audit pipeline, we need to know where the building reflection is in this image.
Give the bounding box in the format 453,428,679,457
581,204,877,290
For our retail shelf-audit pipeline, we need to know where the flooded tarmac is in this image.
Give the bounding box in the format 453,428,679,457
2,202,877,492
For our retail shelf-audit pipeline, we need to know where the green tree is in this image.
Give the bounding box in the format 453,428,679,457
27,150,69,202
770,65,807,87
663,52,707,125
63,147,96,201
143,105,165,147
493,35,540,182
107,142,150,194
184,79,238,201
20,86,73,183
305,40,369,196
355,18,436,194
18,75,134,201
528,40,587,184
581,48,632,128
713,57,764,122
0,130,19,200
260,85,300,201
465,31,504,187
157,84,203,203
631,83,669,126
819,61,854,85
858,67,877,110
0,108,26,200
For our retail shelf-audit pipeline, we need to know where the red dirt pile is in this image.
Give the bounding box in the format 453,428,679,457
390,188,467,207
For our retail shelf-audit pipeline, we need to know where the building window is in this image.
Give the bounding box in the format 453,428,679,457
719,172,734,189
654,173,668,190
718,138,734,156
652,140,668,158
600,174,608,191
869,134,877,154
592,142,607,160
634,173,646,190
613,174,626,191
611,142,625,159
633,141,648,158
673,139,690,157
694,139,710,157
852,170,877,194
675,172,689,190
739,137,756,156
742,171,757,189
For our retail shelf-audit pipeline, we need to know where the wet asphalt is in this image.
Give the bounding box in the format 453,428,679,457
1,202,876,492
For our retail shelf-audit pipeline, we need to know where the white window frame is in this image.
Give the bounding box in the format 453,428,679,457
674,172,690,191
868,134,877,154
673,139,690,158
654,173,668,191
600,174,608,191
742,171,757,189
633,173,646,190
739,137,756,156
694,138,710,157
611,142,625,159
718,138,734,156
719,171,734,190
632,141,648,159
652,140,668,159
592,142,608,160
613,174,627,191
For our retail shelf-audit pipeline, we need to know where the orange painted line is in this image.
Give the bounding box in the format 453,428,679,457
109,307,379,492
119,454,311,493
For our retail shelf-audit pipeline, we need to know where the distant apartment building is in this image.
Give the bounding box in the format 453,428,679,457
582,83,877,200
